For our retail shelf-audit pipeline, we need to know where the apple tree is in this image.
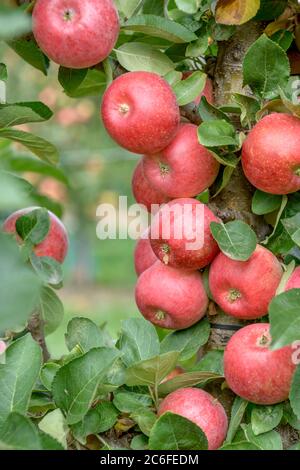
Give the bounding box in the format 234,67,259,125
1,0,300,451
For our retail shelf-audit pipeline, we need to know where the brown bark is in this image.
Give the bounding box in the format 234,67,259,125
27,311,50,362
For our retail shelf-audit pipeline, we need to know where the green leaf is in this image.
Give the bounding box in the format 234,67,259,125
242,423,283,450
39,431,64,450
290,365,300,420
58,67,88,95
283,402,300,430
113,391,152,413
0,63,7,82
209,149,239,168
282,214,300,247
255,0,287,20
0,128,58,164
251,404,283,436
271,30,294,52
71,402,118,445
160,318,210,361
52,347,120,425
7,38,49,75
122,15,198,43
0,102,52,128
212,166,235,198
38,409,68,450
252,190,282,215
172,71,206,106
30,254,63,286
175,0,200,14
131,434,149,450
220,441,261,450
125,352,180,387
65,317,106,353
0,6,31,40
118,318,160,367
269,289,300,349
158,371,222,397
15,208,50,245
243,34,290,100
0,335,42,425
115,0,143,17
225,396,248,443
210,220,257,261
198,96,230,123
131,407,156,436
198,119,238,147
164,70,183,86
62,69,106,98
215,0,260,25
39,287,64,336
232,93,260,128
0,233,41,331
40,363,60,391
276,261,295,295
149,412,208,450
6,155,68,185
0,413,41,450
116,42,175,75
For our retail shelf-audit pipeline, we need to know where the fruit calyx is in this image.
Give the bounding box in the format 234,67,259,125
227,288,242,303
159,161,170,176
63,9,75,21
161,243,170,265
294,167,300,177
155,310,166,321
119,103,130,115
257,333,271,348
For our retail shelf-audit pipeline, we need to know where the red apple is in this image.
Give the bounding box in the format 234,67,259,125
224,323,296,405
135,260,208,329
209,245,282,320
158,388,228,450
242,113,300,194
3,207,68,263
32,0,119,69
285,266,300,290
142,123,219,198
150,198,220,270
101,72,180,155
134,229,157,276
132,160,170,213
182,72,214,105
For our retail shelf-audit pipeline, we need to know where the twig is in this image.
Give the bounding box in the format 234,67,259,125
27,310,50,362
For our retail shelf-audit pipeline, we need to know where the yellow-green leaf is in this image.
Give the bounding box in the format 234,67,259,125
216,0,260,26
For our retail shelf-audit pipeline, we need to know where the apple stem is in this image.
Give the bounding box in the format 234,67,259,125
28,310,50,362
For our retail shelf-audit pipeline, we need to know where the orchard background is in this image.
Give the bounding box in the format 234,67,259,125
1,0,300,451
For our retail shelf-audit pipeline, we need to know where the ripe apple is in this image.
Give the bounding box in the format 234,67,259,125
242,113,300,194
3,207,68,263
32,0,119,69
224,323,296,405
209,245,282,320
142,124,219,198
285,266,300,290
182,72,214,105
158,388,228,450
135,260,208,329
132,160,170,213
150,198,220,270
134,229,157,276
101,72,180,155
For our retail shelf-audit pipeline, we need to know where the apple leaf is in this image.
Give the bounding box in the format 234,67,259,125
65,317,107,353
122,15,198,43
290,366,300,420
131,408,156,436
0,102,53,127
221,441,261,450
58,67,88,94
212,166,235,198
30,255,63,287
40,363,61,392
149,412,208,450
117,318,160,367
252,190,282,215
158,371,222,397
198,119,238,147
282,214,300,247
215,0,260,25
116,42,175,76
255,0,287,21
7,38,49,76
0,6,31,40
125,352,179,387
242,424,283,450
38,409,68,450
225,396,248,443
0,413,41,450
210,220,257,261
269,289,300,349
251,404,283,436
113,391,152,413
160,317,210,361
39,287,64,336
198,97,231,123
232,93,260,128
243,34,290,100
172,71,206,106
174,0,200,14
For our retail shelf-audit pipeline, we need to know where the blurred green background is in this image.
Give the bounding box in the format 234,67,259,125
0,44,142,357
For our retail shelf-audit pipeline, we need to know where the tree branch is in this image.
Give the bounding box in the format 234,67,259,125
27,311,50,362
